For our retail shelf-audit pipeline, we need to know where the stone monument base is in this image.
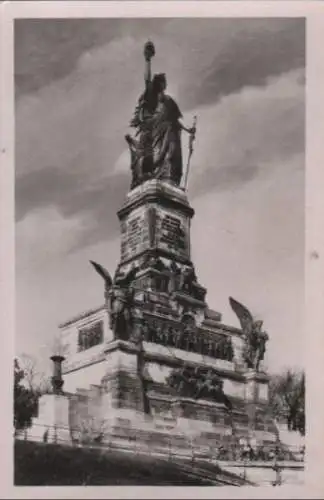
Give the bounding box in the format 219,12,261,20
28,393,71,444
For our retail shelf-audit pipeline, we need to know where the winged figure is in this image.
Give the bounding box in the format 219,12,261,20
90,260,113,286
91,261,138,288
90,260,113,301
229,297,268,371
90,260,136,341
229,297,263,335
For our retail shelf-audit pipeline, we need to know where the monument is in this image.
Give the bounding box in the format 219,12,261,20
34,41,278,453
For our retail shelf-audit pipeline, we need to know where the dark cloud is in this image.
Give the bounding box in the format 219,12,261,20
14,18,167,98
16,166,77,222
16,165,130,248
15,19,113,97
180,19,305,109
64,173,129,250
15,18,305,105
190,164,259,200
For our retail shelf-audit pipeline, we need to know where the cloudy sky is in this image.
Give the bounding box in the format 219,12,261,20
15,18,305,375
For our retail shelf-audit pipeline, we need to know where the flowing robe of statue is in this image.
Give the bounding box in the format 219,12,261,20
127,88,156,188
151,94,184,185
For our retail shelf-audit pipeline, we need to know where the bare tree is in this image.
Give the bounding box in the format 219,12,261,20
269,369,305,435
18,353,52,395
71,416,109,445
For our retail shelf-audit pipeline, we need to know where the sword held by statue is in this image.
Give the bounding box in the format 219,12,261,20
182,115,197,192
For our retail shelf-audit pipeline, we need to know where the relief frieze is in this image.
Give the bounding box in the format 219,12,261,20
142,315,234,362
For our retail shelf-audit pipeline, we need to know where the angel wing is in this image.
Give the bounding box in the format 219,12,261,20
90,260,113,288
253,320,264,332
229,296,254,333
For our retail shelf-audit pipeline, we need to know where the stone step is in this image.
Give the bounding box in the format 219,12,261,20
75,388,90,397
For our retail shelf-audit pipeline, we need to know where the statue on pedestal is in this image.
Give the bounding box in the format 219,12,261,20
229,297,269,371
90,260,138,341
126,41,196,188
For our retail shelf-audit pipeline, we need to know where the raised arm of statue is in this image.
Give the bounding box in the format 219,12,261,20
144,40,155,86
178,120,196,135
129,41,156,132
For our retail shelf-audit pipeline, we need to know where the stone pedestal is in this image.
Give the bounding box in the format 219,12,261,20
117,180,195,274
171,398,232,440
245,370,269,402
245,370,259,403
244,370,271,438
29,393,71,444
100,340,150,438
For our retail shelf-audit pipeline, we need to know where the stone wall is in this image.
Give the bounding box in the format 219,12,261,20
63,358,107,393
60,307,111,374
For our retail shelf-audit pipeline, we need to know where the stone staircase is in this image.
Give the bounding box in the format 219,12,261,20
170,457,255,486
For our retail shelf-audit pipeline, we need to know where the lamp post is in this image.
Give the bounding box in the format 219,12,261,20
239,437,248,480
250,436,257,457
50,355,65,394
224,427,233,460
272,443,282,486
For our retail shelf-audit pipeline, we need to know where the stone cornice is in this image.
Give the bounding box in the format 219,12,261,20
59,304,106,329
142,349,244,382
119,247,193,268
104,339,142,355
244,370,270,383
171,291,207,308
210,322,244,336
62,352,106,374
118,182,195,220
146,392,230,410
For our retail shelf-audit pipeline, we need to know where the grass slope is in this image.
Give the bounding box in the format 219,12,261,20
15,441,220,486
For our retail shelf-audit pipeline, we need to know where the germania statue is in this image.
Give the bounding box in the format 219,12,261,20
125,41,196,190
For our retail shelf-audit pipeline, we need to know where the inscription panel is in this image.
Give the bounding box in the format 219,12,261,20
155,207,190,259
120,207,150,262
